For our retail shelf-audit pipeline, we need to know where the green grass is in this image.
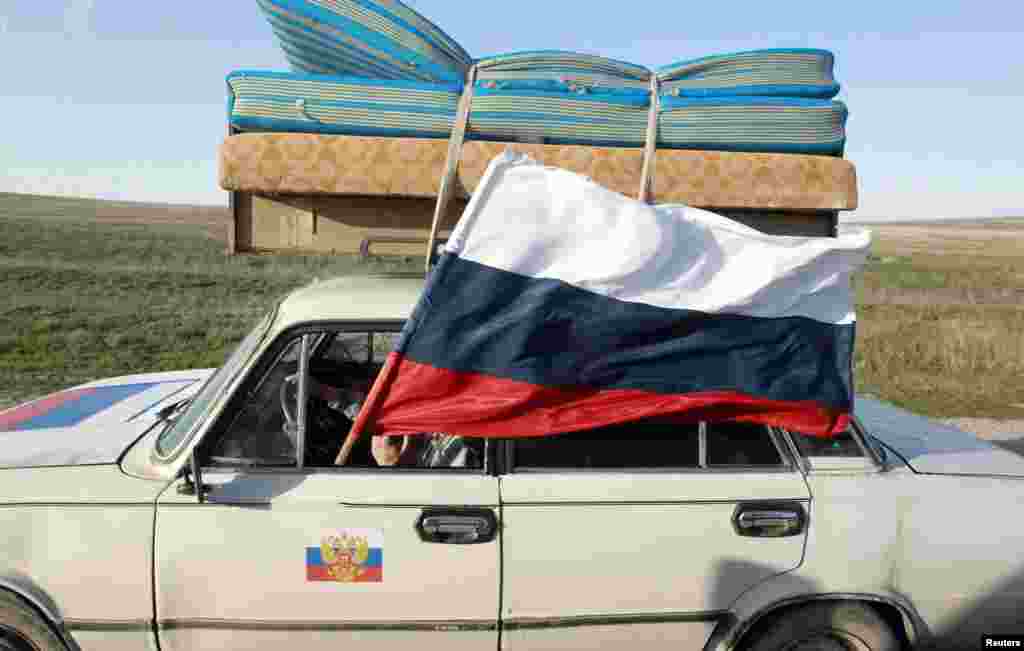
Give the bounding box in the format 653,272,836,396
2,194,1023,421
0,197,420,408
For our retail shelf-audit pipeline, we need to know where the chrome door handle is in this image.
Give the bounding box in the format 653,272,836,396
416,508,498,544
733,502,806,537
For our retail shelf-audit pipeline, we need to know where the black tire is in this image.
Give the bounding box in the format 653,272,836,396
0,591,65,651
742,601,901,651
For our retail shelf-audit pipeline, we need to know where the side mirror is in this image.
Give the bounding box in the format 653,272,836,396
177,449,208,503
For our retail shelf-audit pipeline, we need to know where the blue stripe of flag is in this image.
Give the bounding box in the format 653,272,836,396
400,254,855,410
14,383,161,431
306,546,382,567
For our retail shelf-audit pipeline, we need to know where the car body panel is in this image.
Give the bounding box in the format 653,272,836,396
858,397,1024,477
0,465,164,650
500,472,810,650
155,470,501,651
274,275,423,326
719,466,923,649
0,370,213,469
721,462,1024,650
68,631,161,651
503,621,718,650
893,474,1024,647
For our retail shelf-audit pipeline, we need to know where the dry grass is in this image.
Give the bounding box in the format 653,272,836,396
851,218,1024,418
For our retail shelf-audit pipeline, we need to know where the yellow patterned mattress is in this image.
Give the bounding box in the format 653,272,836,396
219,133,857,211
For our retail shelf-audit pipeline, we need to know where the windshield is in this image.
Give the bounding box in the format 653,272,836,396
154,310,275,459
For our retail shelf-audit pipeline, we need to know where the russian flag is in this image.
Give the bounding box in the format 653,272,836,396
350,151,870,443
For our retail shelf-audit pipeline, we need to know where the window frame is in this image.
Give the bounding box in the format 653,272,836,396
205,333,311,468
195,319,492,476
500,420,797,475
779,417,886,472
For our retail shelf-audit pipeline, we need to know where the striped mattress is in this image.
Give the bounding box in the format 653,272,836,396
256,0,472,83
256,0,840,99
227,70,847,155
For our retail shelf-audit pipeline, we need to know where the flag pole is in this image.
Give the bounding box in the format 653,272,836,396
333,352,401,466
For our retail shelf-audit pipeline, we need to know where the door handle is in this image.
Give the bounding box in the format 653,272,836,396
416,508,498,544
733,502,806,538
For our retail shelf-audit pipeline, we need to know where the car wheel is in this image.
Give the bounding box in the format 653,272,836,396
0,592,66,651
742,602,900,651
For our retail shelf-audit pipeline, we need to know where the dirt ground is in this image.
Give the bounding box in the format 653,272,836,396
946,418,1024,441
857,219,1024,259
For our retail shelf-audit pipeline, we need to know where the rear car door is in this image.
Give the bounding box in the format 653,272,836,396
499,418,810,650
154,327,501,650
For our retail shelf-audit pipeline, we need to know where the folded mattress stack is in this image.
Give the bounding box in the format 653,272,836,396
221,0,859,236
228,48,847,154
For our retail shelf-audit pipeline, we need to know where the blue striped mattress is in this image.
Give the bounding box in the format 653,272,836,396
227,70,848,155
257,0,840,99
257,0,472,83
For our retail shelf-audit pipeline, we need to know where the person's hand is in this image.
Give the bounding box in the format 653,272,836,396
371,435,409,466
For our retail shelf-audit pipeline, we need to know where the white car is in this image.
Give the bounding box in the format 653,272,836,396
1,275,1022,651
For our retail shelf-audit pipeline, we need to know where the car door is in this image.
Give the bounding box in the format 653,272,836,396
154,327,501,651
499,418,810,650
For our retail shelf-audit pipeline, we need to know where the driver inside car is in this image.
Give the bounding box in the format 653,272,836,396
307,367,481,469
371,431,481,469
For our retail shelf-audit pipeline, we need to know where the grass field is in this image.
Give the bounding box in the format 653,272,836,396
0,193,419,408
1,192,1022,421
851,220,1024,418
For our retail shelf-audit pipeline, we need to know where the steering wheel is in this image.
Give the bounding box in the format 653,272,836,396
279,371,410,467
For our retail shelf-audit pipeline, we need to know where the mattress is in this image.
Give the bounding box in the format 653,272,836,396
228,70,847,155
219,133,859,211
256,0,472,83
657,49,839,98
256,0,840,99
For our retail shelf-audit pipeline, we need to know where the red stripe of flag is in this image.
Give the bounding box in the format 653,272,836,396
355,567,383,582
370,354,848,439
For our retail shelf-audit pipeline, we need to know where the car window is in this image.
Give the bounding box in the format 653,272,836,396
705,421,785,467
204,328,483,471
791,427,864,458
322,332,402,365
155,310,273,458
207,337,305,466
512,419,791,471
513,419,700,470
206,330,381,468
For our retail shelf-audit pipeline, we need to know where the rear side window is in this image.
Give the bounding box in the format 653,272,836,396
514,419,699,470
705,421,784,467
512,419,788,470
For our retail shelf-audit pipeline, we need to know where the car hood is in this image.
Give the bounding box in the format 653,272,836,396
857,398,1024,477
0,369,214,468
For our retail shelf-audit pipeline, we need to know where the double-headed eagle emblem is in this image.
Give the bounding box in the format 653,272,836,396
320,533,371,582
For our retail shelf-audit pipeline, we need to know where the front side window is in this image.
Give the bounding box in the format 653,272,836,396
155,310,274,458
201,327,483,471
207,337,305,466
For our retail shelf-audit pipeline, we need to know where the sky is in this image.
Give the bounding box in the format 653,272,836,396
1,0,1021,220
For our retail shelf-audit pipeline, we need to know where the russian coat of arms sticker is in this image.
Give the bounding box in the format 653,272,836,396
306,529,383,583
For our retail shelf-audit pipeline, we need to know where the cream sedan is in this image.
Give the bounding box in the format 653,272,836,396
1,275,1022,651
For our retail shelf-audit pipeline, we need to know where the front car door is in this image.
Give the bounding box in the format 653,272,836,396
499,418,811,650
154,325,501,650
